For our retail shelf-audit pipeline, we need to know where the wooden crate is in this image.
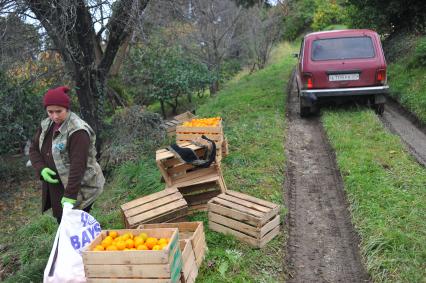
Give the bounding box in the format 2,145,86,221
221,137,229,158
83,228,182,283
174,111,196,123
138,222,207,268
156,145,226,211
165,112,197,137
121,188,188,228
165,119,181,137
179,240,198,283
208,190,281,248
176,120,223,144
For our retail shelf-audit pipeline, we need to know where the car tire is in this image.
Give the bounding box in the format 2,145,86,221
300,105,311,117
374,103,385,115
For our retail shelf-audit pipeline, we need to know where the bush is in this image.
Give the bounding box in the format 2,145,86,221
410,36,426,67
100,106,167,171
311,1,348,31
282,0,316,40
0,72,45,154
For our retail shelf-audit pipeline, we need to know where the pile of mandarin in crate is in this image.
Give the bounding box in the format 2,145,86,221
92,231,170,251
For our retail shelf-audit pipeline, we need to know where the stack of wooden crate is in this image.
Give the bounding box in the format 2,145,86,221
156,142,226,212
208,190,281,248
83,228,182,282
121,188,189,228
175,119,228,163
139,222,207,283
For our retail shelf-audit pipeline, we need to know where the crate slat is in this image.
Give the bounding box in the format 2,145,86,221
217,194,271,213
121,188,178,211
260,215,281,238
208,202,260,227
121,188,189,228
180,240,198,283
225,190,278,209
192,231,207,268
210,196,265,218
124,192,183,218
127,199,188,226
208,212,259,238
87,279,173,283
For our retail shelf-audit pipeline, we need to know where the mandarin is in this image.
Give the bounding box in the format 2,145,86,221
145,237,158,249
109,231,118,239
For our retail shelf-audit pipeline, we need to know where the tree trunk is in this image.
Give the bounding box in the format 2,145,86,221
209,80,219,95
74,68,106,156
160,99,166,119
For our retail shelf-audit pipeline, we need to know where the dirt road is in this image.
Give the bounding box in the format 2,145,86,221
284,74,370,282
381,98,426,166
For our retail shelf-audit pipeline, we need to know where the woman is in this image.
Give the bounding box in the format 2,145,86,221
29,86,104,223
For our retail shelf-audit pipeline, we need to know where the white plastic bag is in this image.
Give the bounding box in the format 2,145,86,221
43,203,101,283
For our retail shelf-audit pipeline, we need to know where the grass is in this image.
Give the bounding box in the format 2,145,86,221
1,42,297,282
322,109,426,282
387,35,426,123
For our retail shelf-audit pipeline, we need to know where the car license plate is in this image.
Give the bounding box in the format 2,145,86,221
329,73,359,81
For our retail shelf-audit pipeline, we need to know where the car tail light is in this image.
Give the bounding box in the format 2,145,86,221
376,69,386,84
303,73,313,89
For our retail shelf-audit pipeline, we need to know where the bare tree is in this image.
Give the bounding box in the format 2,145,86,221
0,14,41,70
1,0,150,151
190,0,243,95
244,3,283,72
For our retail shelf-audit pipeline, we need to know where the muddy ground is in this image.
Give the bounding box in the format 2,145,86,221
284,72,426,282
284,76,370,282
380,98,426,167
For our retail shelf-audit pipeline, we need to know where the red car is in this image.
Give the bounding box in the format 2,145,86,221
294,29,388,116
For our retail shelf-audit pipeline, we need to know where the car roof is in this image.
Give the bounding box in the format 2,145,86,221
304,29,378,40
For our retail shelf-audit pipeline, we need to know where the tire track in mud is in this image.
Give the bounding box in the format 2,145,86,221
284,73,370,282
381,98,426,167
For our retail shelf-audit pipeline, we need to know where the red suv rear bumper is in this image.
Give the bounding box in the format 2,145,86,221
300,85,389,98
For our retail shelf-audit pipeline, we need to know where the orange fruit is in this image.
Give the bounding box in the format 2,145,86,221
139,233,148,241
136,244,148,250
152,245,162,250
134,236,144,247
101,237,113,248
145,237,158,249
92,245,104,251
158,238,168,246
109,231,118,239
125,239,135,249
160,243,168,250
106,245,118,251
116,241,126,251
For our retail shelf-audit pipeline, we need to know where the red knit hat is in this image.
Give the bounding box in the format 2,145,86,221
43,86,71,109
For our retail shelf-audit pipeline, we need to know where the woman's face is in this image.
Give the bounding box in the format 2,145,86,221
46,105,68,124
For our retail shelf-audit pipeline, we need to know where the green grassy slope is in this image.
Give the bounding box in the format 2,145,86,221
387,35,426,122
322,109,426,282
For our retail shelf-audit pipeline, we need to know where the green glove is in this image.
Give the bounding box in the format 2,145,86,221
61,197,76,207
41,168,59,184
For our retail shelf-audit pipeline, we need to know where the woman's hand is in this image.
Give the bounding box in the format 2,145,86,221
41,168,59,184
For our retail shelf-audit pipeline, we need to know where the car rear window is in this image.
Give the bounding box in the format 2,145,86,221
311,36,375,61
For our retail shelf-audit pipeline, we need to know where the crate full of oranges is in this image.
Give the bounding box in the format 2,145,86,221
177,117,223,143
82,228,182,282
